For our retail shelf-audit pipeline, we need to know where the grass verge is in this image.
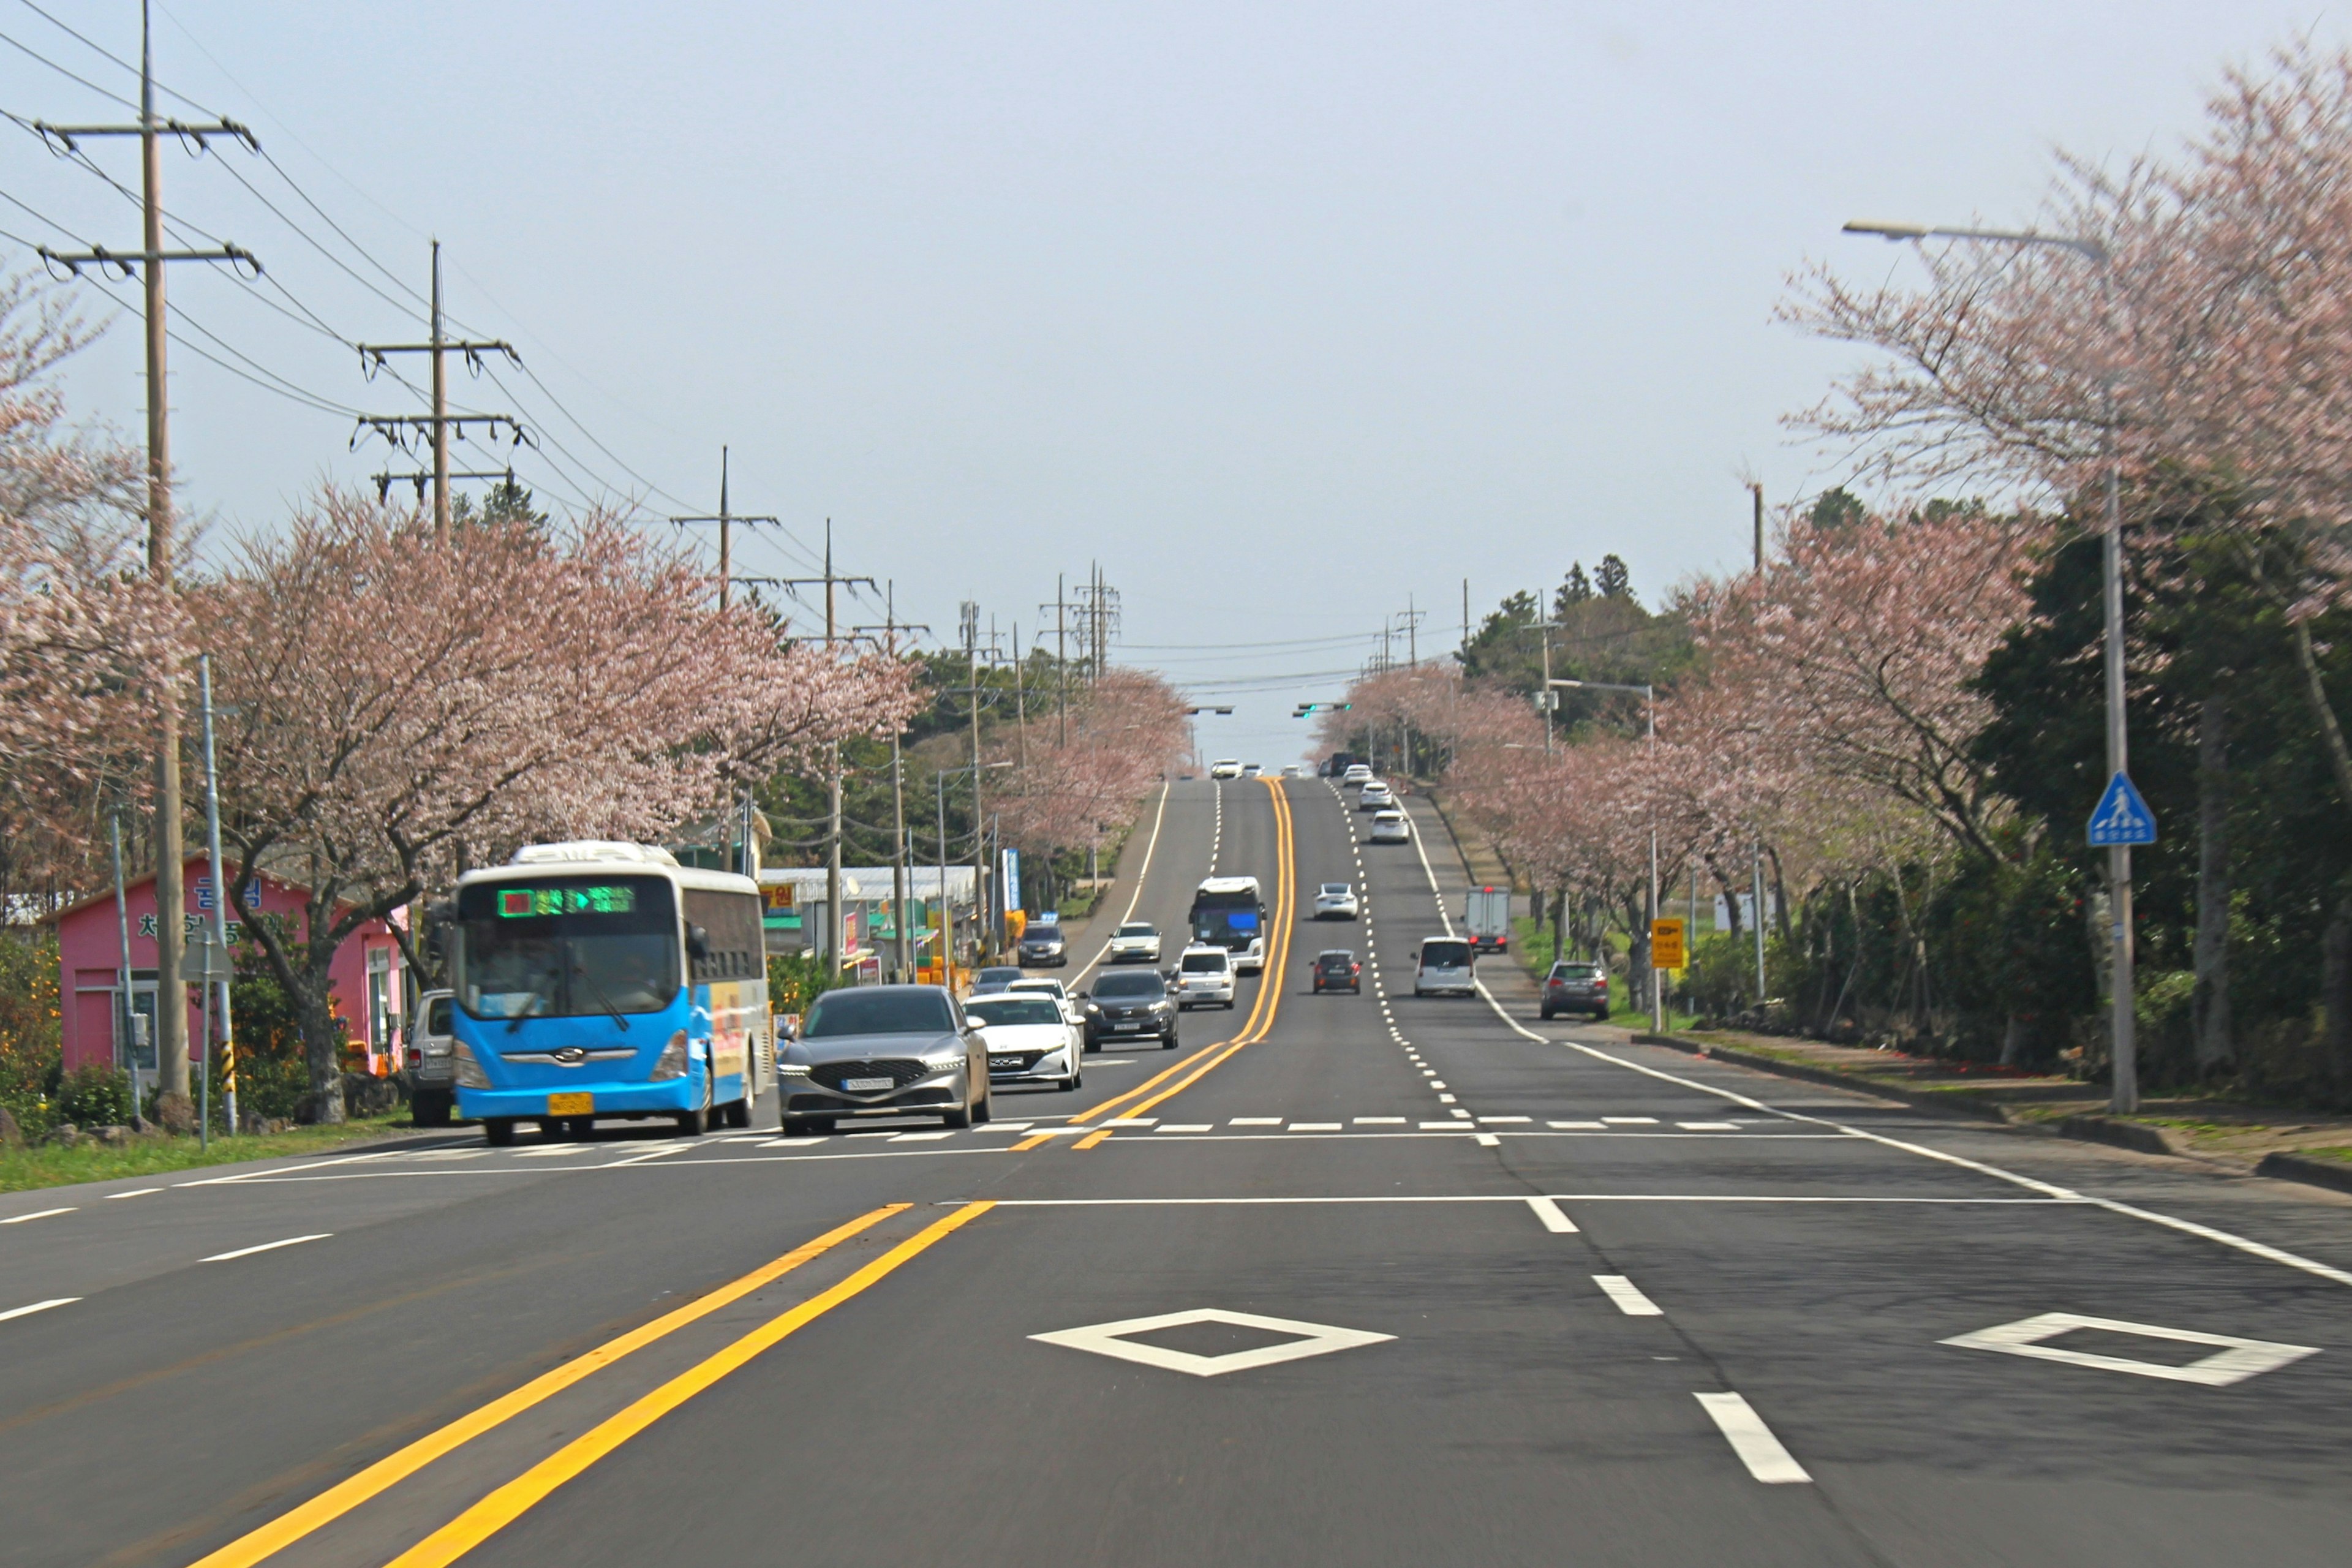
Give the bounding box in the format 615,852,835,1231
1,1112,423,1195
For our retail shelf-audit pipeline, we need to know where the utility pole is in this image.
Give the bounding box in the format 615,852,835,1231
965,601,988,959
1041,575,1078,746
853,586,931,982
354,243,524,544
747,523,876,970
1751,481,1766,574
32,6,265,1108
668,447,779,611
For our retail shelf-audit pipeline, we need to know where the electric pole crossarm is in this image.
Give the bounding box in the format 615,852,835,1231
32,116,256,151
37,244,258,279
350,415,530,449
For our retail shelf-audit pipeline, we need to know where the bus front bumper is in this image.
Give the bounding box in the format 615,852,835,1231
458,1075,723,1121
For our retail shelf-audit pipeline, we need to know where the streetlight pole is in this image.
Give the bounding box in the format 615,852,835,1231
1844,219,2135,1112
1550,678,1657,1030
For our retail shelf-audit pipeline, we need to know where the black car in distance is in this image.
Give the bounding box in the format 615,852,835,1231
1018,919,1068,967
1540,960,1611,1020
1313,950,1361,993
1082,969,1180,1050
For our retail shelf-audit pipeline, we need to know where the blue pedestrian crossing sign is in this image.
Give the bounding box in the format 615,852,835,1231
2087,772,2157,846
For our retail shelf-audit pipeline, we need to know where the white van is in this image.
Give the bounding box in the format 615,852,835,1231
1414,937,1476,997
1175,945,1238,1009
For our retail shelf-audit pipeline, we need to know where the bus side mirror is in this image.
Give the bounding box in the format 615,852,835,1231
687,924,710,959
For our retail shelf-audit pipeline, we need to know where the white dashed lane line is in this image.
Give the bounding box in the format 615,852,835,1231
1695,1393,1813,1484
1594,1275,1664,1316
199,1233,332,1263
2,1207,76,1224
1,1297,80,1324
1526,1196,1578,1233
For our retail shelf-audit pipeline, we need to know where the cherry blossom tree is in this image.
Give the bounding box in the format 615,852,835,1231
0,268,177,911
196,491,919,1117
991,668,1189,875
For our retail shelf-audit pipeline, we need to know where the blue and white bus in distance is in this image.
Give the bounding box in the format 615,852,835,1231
448,842,775,1145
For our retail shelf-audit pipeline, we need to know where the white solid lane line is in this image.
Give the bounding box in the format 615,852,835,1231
2,1207,76,1224
1694,1392,1812,1483
1594,1275,1664,1316
1,1297,80,1323
1526,1196,1578,1233
200,1234,332,1263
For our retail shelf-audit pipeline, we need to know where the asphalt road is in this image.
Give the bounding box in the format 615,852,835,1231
7,777,2352,1567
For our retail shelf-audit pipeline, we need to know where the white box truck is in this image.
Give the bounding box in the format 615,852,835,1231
1464,885,1513,954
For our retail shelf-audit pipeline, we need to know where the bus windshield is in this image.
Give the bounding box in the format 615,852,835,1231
455,875,679,1022
1191,889,1262,946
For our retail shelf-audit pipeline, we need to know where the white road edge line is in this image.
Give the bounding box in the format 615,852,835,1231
1694,1392,1812,1483
0,1297,80,1322
1594,1274,1664,1316
1527,1196,1578,1233
1470,981,2352,1291
199,1233,332,1262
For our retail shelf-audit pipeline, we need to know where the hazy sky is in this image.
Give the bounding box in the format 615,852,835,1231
6,1,2340,762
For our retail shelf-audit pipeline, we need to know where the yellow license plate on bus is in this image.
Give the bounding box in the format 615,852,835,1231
546,1092,594,1116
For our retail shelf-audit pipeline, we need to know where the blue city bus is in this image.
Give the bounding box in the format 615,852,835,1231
448,842,774,1145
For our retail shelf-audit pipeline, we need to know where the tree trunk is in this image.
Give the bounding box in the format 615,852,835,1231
1766,843,1792,943
2323,892,2352,1087
2192,693,2232,1074
295,974,347,1124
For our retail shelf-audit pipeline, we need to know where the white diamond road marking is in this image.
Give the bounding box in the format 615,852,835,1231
1031,1308,1395,1378
1941,1312,2320,1387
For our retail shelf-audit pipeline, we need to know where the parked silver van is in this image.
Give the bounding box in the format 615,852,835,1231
405,988,458,1126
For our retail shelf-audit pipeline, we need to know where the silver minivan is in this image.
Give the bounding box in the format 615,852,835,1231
405,988,458,1126
1413,937,1476,997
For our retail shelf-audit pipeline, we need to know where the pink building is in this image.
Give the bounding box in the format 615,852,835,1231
47,858,407,1084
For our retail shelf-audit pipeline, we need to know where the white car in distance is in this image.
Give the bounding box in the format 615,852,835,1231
1359,781,1395,811
1242,763,1265,777
1370,810,1411,843
1005,976,1082,1027
1106,922,1163,963
1341,763,1373,788
1209,760,1243,780
963,992,1085,1093
1313,882,1360,919
1175,945,1238,1009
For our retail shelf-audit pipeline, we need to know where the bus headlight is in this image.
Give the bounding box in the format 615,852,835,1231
453,1042,489,1089
650,1030,691,1080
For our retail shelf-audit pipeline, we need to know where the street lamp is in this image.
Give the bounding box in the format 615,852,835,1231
1845,219,2136,1114
1550,678,1660,1031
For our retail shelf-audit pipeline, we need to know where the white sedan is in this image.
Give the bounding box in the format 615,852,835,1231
1209,759,1243,780
1313,882,1360,919
963,993,1085,1092
1359,781,1395,811
1369,809,1412,843
1006,977,1082,1027
1107,921,1163,963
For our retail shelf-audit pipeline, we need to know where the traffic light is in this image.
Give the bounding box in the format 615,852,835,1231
1294,701,1354,717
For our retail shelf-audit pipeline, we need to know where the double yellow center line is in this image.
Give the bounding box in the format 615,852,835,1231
195,1201,990,1568
1047,778,1295,1150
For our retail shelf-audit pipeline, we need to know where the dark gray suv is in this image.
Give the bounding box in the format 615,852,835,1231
1080,969,1179,1050
1018,921,1068,967
778,985,992,1136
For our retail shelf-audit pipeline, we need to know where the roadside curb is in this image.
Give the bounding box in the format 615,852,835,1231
1632,1032,2005,1120
2057,1114,2196,1159
2255,1149,2352,1197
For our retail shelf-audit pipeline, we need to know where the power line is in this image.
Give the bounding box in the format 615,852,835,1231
10,1,218,117
0,26,138,108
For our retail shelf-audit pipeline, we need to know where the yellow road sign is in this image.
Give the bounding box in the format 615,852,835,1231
1650,918,1686,971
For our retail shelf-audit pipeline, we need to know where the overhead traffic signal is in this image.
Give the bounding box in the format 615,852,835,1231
1294,701,1353,717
